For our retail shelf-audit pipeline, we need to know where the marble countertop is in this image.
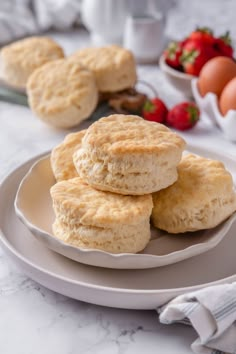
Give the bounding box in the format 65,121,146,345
1,25,236,354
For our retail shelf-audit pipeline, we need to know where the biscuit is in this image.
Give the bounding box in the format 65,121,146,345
152,154,236,233
69,45,137,92
50,177,153,253
73,114,186,195
27,59,98,128
51,130,86,181
0,36,64,88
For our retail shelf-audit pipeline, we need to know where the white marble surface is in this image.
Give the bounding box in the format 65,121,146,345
1,25,236,354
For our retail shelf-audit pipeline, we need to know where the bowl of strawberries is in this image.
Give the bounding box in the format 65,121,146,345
160,27,234,97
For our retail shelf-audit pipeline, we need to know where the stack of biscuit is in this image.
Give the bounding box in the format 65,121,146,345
50,114,186,253
50,114,236,254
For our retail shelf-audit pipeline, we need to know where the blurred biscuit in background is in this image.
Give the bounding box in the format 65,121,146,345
27,59,98,128
0,36,64,88
69,45,137,92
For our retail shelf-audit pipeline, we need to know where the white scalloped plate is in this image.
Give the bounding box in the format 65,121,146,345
14,147,236,269
1,153,236,309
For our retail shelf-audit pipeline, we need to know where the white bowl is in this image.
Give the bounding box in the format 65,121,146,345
159,54,195,97
192,79,236,142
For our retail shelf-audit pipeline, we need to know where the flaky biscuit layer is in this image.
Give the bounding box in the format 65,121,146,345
52,219,150,254
152,154,236,233
73,114,186,195
51,130,86,181
51,177,153,227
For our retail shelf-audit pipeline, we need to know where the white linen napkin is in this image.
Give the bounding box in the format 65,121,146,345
158,282,236,354
0,0,82,44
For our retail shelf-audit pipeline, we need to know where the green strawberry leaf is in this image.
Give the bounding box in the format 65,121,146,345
167,41,179,58
220,31,232,46
186,105,199,123
180,49,200,64
195,26,213,35
144,100,155,112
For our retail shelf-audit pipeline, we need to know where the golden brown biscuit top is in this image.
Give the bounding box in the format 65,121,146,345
81,114,186,155
51,177,153,227
51,130,86,181
153,154,235,206
27,59,96,114
70,45,135,73
1,36,64,70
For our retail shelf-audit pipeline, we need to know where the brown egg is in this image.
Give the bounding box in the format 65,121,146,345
198,56,236,97
219,77,236,116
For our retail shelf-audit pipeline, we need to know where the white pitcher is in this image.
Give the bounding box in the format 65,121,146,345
81,0,129,45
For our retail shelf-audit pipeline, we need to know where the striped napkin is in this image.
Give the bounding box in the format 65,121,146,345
158,283,236,354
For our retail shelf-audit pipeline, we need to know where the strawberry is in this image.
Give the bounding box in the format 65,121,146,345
214,31,234,58
142,98,168,123
166,102,200,130
164,41,183,69
181,39,218,76
188,27,215,45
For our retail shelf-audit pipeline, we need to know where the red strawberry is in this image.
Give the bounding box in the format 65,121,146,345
142,98,168,123
214,31,234,58
164,41,183,69
188,27,215,45
166,102,200,130
179,38,189,48
181,40,218,76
